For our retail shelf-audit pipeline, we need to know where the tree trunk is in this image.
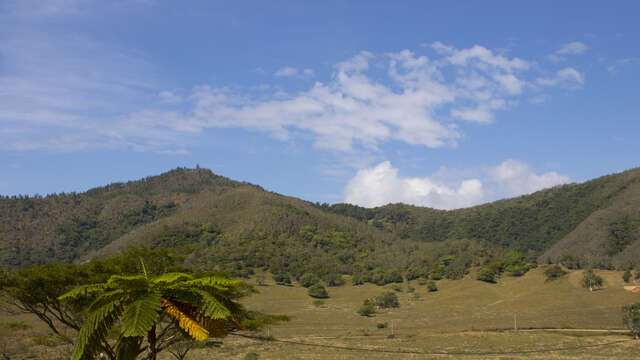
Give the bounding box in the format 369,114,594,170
148,324,157,360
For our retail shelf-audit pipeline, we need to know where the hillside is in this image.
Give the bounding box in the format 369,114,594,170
1,166,640,275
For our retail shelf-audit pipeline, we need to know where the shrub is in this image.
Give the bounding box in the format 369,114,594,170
390,284,402,292
307,284,329,298
299,273,319,288
476,267,497,283
376,322,388,329
417,278,428,286
357,301,376,316
544,265,567,281
273,273,291,285
324,273,345,287
622,302,640,339
623,270,632,283
375,292,399,308
581,269,604,291
427,281,438,292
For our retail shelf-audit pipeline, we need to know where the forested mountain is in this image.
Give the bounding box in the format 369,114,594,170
1,166,639,281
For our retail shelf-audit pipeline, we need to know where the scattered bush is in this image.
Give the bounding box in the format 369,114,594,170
476,267,497,283
390,284,403,292
427,281,438,292
375,292,399,308
273,273,291,285
623,270,632,283
299,273,319,288
307,284,329,298
417,278,428,286
544,265,567,281
324,273,345,287
357,301,376,317
376,322,388,329
622,302,640,339
581,269,604,291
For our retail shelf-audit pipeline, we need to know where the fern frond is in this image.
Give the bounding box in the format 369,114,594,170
71,301,123,360
191,289,231,319
152,272,193,285
88,289,126,312
161,298,209,341
121,291,162,337
106,275,148,290
181,276,239,291
58,283,106,301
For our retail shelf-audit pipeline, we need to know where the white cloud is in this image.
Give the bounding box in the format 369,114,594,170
489,159,571,197
158,91,182,104
274,67,298,77
343,159,571,209
547,41,588,62
344,161,485,209
536,67,584,87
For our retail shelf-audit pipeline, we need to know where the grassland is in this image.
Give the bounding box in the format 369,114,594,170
2,266,638,359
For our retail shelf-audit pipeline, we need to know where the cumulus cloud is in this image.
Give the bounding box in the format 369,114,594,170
344,161,484,209
343,160,571,209
489,159,571,197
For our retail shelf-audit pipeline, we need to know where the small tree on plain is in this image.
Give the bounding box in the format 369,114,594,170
307,284,329,298
427,281,438,292
622,302,640,339
544,265,567,281
623,270,632,283
357,300,376,317
581,268,603,292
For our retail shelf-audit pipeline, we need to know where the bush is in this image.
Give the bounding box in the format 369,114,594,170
544,265,567,281
581,269,603,291
417,278,428,286
623,270,632,283
273,273,291,285
427,281,438,292
357,301,376,317
476,267,497,283
307,284,329,298
376,322,388,329
622,302,640,339
299,273,319,288
375,292,399,308
324,273,345,287
390,284,403,292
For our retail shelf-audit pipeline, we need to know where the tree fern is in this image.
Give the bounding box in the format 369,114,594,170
121,291,162,337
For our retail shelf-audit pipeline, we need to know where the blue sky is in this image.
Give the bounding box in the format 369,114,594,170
1,0,639,209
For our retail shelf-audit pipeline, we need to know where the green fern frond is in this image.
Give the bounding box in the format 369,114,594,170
152,272,193,285
71,301,123,360
182,276,239,290
106,275,148,290
58,283,106,301
192,289,231,319
121,291,162,337
88,289,126,312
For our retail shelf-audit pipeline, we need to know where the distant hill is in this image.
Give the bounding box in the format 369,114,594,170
1,166,639,276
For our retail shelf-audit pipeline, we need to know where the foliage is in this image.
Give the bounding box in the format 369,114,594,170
374,292,399,309
390,284,402,292
376,322,388,329
273,273,291,286
607,217,636,255
298,273,319,288
476,267,498,283
427,281,438,292
622,270,632,283
621,302,640,339
544,265,567,281
307,284,328,299
357,300,375,317
581,269,604,291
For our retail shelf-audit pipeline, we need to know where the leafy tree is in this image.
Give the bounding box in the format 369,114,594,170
476,267,497,283
374,292,399,309
298,273,319,288
581,268,604,291
58,265,251,360
357,300,375,317
307,284,328,299
622,302,640,339
544,265,567,281
273,273,291,286
623,270,632,283
426,281,438,292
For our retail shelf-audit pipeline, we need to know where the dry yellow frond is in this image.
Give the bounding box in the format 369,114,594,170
161,298,209,341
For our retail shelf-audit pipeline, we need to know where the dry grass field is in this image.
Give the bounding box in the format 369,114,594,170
2,266,639,359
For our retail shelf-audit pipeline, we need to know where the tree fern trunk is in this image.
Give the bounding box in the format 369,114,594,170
148,324,157,360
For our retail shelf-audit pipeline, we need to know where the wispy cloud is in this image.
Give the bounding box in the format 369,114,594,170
547,41,588,62
274,67,314,78
536,67,584,88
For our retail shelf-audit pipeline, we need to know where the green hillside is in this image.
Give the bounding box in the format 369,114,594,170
1,166,640,276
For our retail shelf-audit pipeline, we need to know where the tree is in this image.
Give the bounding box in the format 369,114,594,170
298,273,318,288
476,267,497,283
374,292,399,309
307,284,328,299
59,265,250,360
581,268,603,292
544,265,567,281
427,281,438,292
623,270,632,283
273,273,291,286
622,302,640,339
357,300,375,317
